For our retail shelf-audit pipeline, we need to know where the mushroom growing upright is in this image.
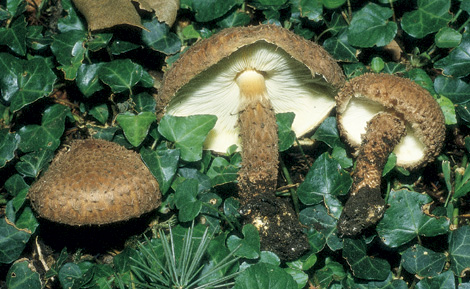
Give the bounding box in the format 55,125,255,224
336,73,446,236
29,139,161,226
158,25,344,260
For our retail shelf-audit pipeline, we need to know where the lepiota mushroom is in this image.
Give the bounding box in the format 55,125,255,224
29,139,161,226
158,25,344,260
336,73,446,236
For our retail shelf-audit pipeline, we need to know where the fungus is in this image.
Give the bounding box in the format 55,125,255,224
158,25,344,260
336,73,446,236
29,139,161,226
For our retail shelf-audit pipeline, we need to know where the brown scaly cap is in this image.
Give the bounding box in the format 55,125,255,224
336,73,446,169
29,139,161,226
157,24,345,116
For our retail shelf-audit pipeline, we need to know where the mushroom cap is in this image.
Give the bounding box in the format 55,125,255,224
29,139,161,226
158,24,345,153
336,73,446,169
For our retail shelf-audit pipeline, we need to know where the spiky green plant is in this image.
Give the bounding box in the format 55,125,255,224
129,224,240,289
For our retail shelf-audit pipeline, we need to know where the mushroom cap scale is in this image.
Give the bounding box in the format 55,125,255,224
29,139,161,226
158,25,345,153
336,73,446,169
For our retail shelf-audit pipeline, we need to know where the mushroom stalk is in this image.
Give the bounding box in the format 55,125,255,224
236,70,279,203
338,112,406,237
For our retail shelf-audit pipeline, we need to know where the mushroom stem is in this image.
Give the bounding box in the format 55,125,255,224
236,70,279,203
338,112,406,237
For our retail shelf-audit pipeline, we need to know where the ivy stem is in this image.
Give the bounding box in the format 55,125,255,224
279,156,301,215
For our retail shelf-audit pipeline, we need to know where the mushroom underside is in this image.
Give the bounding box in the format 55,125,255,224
338,112,406,237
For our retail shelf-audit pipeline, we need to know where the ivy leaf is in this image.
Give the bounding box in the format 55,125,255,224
0,53,57,112
51,30,87,80
449,225,470,277
434,31,470,77
142,19,181,55
313,258,346,288
434,75,470,104
0,218,32,264
415,270,455,289
299,205,343,251
174,178,202,222
401,0,452,39
191,0,242,22
116,112,156,147
342,238,390,281
401,244,446,277
158,114,217,162
140,146,180,195
206,157,239,186
89,104,109,124
18,104,71,153
6,259,42,288
297,152,352,206
435,27,462,48
0,130,20,168
347,3,397,47
15,149,54,178
132,92,156,113
76,63,104,97
323,31,358,62
233,262,297,289
98,59,144,93
227,224,260,259
0,15,27,56
376,190,450,248
276,112,296,152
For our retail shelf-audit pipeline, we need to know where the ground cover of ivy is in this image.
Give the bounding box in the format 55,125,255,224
1,0,470,288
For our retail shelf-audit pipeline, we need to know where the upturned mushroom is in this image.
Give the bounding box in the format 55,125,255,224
157,25,344,260
336,73,446,236
29,139,161,226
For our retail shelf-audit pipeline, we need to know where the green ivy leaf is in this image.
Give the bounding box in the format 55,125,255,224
116,111,156,147
58,0,86,32
343,272,408,288
401,244,446,277
0,218,31,264
449,225,470,277
313,258,346,288
434,31,470,77
18,104,71,153
6,259,42,289
299,0,323,21
206,157,239,186
321,0,346,9
436,95,457,125
140,146,180,195
342,238,390,280
401,0,452,39
174,178,202,222
297,152,352,205
0,53,57,112
98,59,144,93
0,129,20,168
299,205,343,251
4,174,28,197
216,10,251,28
89,104,109,124
191,0,241,22
76,63,104,97
415,270,455,289
323,31,358,62
347,3,397,47
132,92,156,113
15,149,54,178
233,262,297,289
376,190,450,248
276,112,296,152
227,224,260,259
86,33,113,51
434,75,470,104
142,19,181,55
435,27,462,48
0,15,27,56
158,114,217,162
312,117,342,148
58,263,82,289
51,30,87,80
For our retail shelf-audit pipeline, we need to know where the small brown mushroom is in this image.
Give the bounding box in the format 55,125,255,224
29,139,161,226
158,25,344,260
336,73,446,236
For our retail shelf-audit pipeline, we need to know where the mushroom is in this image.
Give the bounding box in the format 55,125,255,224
158,25,344,260
29,139,161,226
336,73,446,236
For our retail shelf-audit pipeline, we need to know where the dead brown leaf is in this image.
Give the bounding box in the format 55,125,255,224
72,0,144,31
135,0,179,27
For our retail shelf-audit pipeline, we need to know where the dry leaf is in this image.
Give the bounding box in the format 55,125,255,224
134,0,179,27
72,0,144,31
